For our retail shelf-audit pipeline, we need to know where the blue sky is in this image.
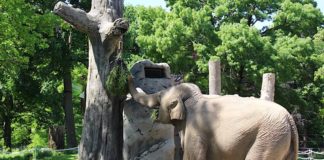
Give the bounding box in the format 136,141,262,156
124,0,324,14
124,0,167,7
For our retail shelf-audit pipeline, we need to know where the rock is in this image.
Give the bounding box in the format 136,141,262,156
123,60,175,160
134,139,175,160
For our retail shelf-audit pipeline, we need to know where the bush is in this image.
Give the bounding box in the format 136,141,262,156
0,151,32,160
0,148,56,160
43,152,77,160
34,148,53,159
28,128,48,149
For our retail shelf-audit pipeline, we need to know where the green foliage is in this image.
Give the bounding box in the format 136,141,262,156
0,0,59,75
0,149,77,160
150,109,159,121
0,151,32,160
0,0,89,149
124,4,217,74
273,0,323,36
213,0,282,26
313,28,324,81
0,138,3,149
0,0,322,151
273,35,314,82
11,114,32,147
215,20,274,95
32,148,53,159
106,59,129,96
43,152,77,160
27,123,47,149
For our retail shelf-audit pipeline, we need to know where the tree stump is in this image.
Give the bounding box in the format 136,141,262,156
48,126,65,149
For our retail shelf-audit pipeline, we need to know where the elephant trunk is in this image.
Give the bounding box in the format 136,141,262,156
128,76,160,108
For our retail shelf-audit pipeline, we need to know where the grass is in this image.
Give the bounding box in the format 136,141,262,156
0,149,78,160
43,153,77,160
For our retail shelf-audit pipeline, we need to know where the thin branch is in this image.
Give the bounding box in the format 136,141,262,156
53,2,98,33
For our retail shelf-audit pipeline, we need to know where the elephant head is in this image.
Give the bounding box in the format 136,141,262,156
128,76,202,124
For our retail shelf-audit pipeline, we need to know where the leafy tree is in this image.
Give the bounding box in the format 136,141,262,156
124,5,217,91
0,0,58,149
215,20,274,96
213,0,282,26
0,0,89,149
272,0,323,37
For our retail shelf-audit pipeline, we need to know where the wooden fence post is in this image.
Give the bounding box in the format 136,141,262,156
260,73,275,101
209,60,221,95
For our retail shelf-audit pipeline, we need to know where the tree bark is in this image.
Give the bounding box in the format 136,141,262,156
53,1,128,159
62,54,77,147
3,115,12,150
48,126,65,149
2,95,13,150
62,31,77,148
237,64,244,94
80,88,86,115
208,60,221,95
260,73,275,101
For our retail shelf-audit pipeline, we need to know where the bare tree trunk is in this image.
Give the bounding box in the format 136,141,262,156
237,64,244,94
62,31,77,148
208,60,221,95
3,115,12,150
2,95,13,150
62,59,77,147
260,73,275,101
53,0,128,159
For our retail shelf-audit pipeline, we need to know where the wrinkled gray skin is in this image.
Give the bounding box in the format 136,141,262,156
128,76,298,160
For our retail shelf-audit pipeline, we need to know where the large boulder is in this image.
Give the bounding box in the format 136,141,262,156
123,60,175,160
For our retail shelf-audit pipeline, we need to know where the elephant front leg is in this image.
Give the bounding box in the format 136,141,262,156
183,135,207,160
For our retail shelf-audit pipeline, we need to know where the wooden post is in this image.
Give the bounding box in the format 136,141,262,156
53,1,129,159
260,73,275,101
209,60,221,95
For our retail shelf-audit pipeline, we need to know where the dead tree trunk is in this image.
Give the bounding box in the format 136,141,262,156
209,60,221,95
260,73,275,101
53,1,128,159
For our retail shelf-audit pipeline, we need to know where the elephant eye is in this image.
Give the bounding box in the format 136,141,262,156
170,100,178,109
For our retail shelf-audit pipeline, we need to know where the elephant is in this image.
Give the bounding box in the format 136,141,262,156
128,76,298,160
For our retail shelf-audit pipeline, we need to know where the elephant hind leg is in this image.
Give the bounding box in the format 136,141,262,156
245,133,291,160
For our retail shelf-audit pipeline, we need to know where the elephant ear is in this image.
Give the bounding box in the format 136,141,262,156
170,99,185,120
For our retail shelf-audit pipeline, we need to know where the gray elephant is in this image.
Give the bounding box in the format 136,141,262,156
128,76,298,160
